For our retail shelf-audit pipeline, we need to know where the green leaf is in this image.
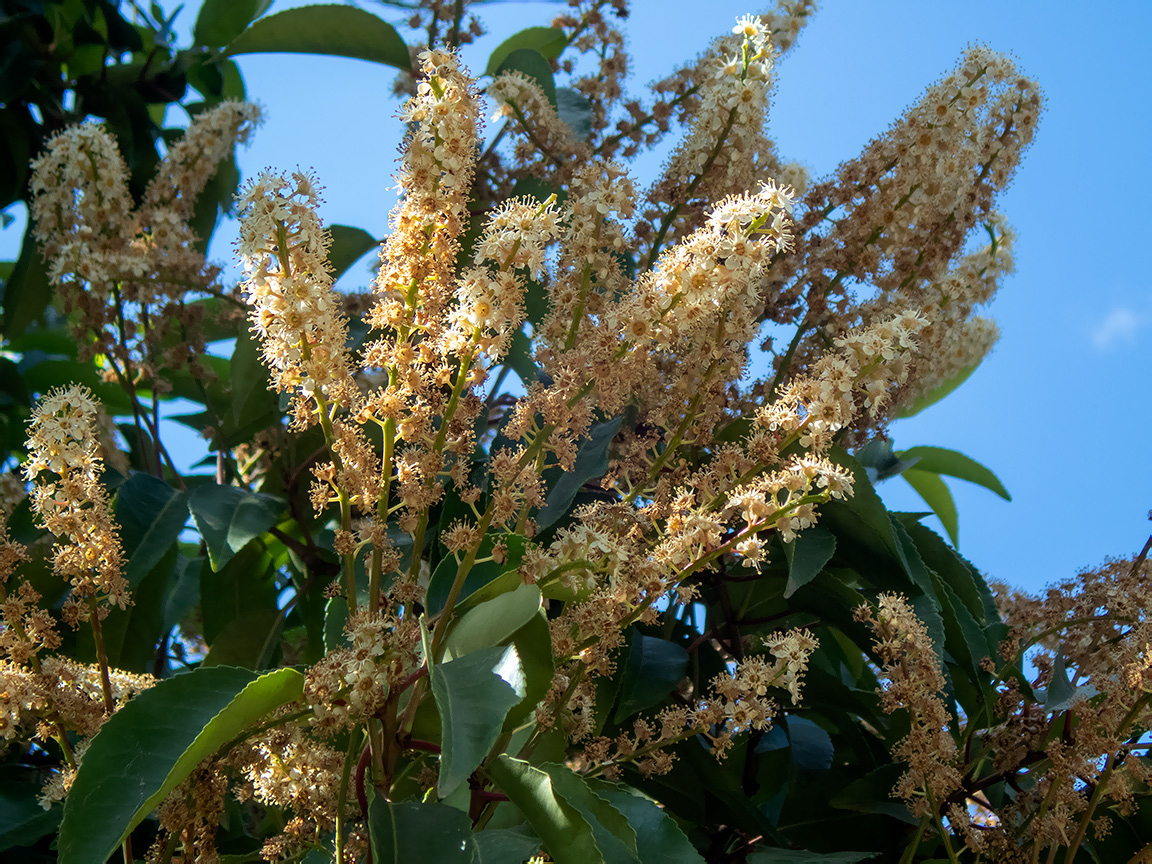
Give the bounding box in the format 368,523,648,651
540,764,639,864
485,26,566,75
854,438,920,482
556,87,592,141
444,583,542,659
202,609,282,669
487,755,604,864
188,483,284,571
1044,651,1098,713
504,610,553,731
368,800,476,864
226,327,279,445
783,715,833,772
829,764,918,825
58,666,304,864
585,780,704,864
895,361,980,419
115,472,188,587
432,645,525,797
900,469,959,547
614,631,688,722
224,5,411,71
426,533,527,614
746,851,877,863
2,223,52,338
537,416,622,528
324,595,350,653
494,48,557,108
896,446,1010,501
194,0,262,47
474,827,543,863
782,525,836,598
329,224,378,284
0,776,62,852
199,541,279,643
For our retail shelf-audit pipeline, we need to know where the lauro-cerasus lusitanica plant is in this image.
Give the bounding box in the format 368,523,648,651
2,2,1150,863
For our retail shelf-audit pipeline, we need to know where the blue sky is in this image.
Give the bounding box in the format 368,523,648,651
4,1,1149,595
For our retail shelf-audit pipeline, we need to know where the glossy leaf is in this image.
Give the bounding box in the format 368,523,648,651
431,645,525,797
368,800,476,864
58,667,303,864
115,472,188,586
585,780,704,864
537,416,622,528
494,48,557,107
900,468,959,547
487,755,604,864
782,525,836,598
188,483,284,571
485,26,566,74
444,584,542,659
541,764,639,864
854,438,920,483
324,595,350,653
614,631,688,722
896,446,1010,501
504,610,553,731
328,223,378,284
224,5,411,71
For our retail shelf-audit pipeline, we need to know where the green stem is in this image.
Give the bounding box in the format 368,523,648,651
335,728,360,864
88,598,115,715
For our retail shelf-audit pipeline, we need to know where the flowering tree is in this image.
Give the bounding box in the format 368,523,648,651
1,2,1150,863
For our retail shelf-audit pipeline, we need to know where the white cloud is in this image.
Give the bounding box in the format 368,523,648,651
1091,306,1143,350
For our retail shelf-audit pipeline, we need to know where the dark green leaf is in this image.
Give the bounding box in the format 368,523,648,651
485,27,566,75
0,777,62,852
194,0,261,47
199,541,279,643
556,87,592,141
328,224,378,284
829,764,917,825
854,438,920,482
487,755,604,864
474,827,543,864
537,416,621,528
585,780,704,864
432,645,525,797
368,800,475,864
746,851,877,863
324,595,350,653
895,361,980,419
782,525,836,598
614,631,688,722
896,446,1010,501
224,5,412,71
540,764,639,864
900,469,958,547
115,472,188,586
58,667,303,864
202,609,282,669
2,222,51,338
783,715,833,772
188,483,284,571
224,326,279,446
494,48,557,108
